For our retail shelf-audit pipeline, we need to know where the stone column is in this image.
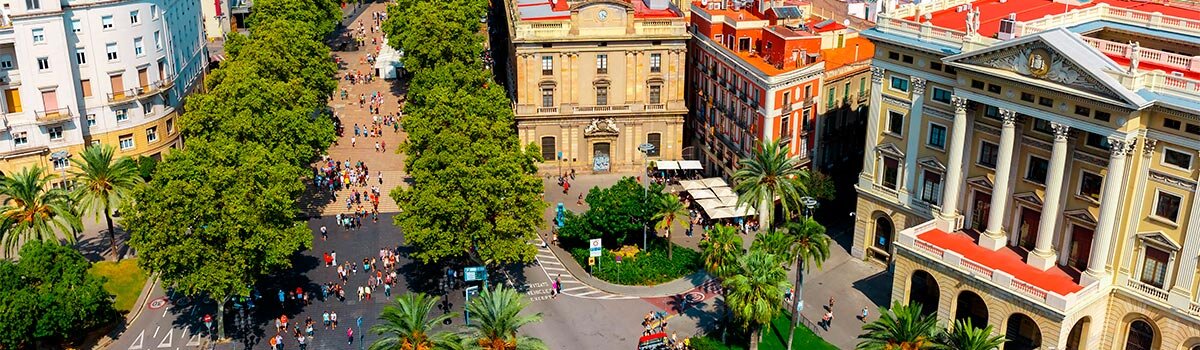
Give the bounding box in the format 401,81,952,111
939,96,970,224
1170,154,1200,297
899,77,926,206
1083,137,1133,282
858,67,886,190
1028,122,1072,271
980,109,1018,251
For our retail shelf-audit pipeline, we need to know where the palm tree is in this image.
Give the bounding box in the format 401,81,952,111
699,224,743,280
857,301,942,350
723,250,789,350
370,293,453,350
939,319,1005,350
778,218,831,350
733,138,810,231
69,144,143,260
0,166,81,256
652,193,689,259
465,285,547,350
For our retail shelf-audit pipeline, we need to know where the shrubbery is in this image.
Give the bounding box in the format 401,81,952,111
569,240,699,285
557,177,666,248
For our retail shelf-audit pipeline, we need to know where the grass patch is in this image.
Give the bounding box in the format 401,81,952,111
89,259,149,313
568,239,699,285
690,311,836,350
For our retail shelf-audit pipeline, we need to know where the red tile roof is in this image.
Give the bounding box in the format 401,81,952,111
917,228,1083,295
822,37,874,70
911,0,1200,38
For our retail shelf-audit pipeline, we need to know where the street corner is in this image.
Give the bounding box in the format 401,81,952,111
641,279,722,316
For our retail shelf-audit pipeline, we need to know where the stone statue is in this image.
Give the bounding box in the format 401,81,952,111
1128,41,1141,73
964,7,976,36
973,8,981,35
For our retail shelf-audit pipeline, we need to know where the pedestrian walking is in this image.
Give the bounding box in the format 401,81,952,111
322,311,330,329
555,275,563,296
297,333,307,350
331,311,338,329
320,225,328,241
347,327,354,345
859,307,869,322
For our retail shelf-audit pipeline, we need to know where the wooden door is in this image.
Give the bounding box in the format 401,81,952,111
110,75,124,98
970,191,991,231
40,90,57,112
1068,226,1093,270
3,88,20,113
138,68,149,89
1018,208,1040,250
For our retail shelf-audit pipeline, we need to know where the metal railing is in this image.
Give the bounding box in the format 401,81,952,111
35,107,71,124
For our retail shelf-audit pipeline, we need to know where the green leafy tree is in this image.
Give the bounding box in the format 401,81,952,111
371,293,453,350
247,0,341,36
124,139,312,340
777,218,831,350
699,224,743,280
69,144,144,260
133,156,158,181
222,19,339,102
939,319,1005,350
723,250,789,350
464,285,547,350
733,139,811,230
554,177,662,247
652,192,689,259
857,302,942,350
0,240,117,348
383,0,486,72
0,166,81,255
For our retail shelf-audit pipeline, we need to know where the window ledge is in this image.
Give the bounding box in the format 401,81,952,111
925,144,946,153
1146,215,1180,229
1074,194,1100,206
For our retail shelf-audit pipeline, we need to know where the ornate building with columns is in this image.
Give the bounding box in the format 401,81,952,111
500,0,688,173
854,0,1200,349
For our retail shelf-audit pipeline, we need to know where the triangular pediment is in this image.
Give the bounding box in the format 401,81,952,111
1136,231,1181,251
944,28,1148,109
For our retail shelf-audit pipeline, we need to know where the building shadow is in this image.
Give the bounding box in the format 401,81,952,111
851,269,894,308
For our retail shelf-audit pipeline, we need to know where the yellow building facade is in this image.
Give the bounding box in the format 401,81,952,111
501,0,689,173
854,1,1200,349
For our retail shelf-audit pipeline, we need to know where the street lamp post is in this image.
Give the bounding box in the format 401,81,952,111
637,142,656,251
800,196,818,219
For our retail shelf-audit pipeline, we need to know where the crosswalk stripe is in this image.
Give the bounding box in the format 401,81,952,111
575,290,604,296
539,260,563,265
561,286,590,292
542,267,567,271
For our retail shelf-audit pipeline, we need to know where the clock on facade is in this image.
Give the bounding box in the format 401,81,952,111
598,9,609,21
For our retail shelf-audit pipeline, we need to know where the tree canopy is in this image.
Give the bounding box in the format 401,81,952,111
557,177,665,248
247,0,341,37
0,241,117,348
382,0,486,72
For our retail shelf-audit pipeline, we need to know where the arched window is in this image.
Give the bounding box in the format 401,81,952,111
1124,320,1154,350
908,270,939,316
541,136,556,161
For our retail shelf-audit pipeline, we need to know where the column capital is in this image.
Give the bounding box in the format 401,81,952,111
1142,138,1158,157
910,77,927,95
951,96,968,113
999,108,1018,126
871,66,886,83
1107,137,1136,157
1050,121,1071,140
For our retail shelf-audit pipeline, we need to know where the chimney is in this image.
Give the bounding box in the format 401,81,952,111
854,43,860,61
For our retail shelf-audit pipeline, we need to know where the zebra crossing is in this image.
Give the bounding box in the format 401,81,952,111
531,239,638,300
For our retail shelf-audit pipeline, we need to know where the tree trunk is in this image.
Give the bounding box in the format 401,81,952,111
217,299,226,340
758,197,771,232
786,258,805,350
104,204,118,261
666,220,673,260
749,328,762,350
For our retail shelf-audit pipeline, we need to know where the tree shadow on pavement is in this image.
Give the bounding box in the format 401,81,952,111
851,269,893,308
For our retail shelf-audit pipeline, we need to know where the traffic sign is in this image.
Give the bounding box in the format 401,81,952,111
615,255,622,263
589,238,602,257
463,266,486,282
588,256,595,266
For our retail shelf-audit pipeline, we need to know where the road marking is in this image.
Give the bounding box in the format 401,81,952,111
561,286,590,292
574,290,603,296
186,333,200,346
153,326,160,339
129,330,144,350
157,329,173,348
539,260,563,265
542,267,567,271
558,280,584,284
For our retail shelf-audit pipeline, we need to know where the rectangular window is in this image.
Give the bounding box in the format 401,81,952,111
116,108,128,122
80,79,91,97
1020,92,1035,102
47,125,62,140
1140,246,1170,289
146,126,157,143
596,54,607,74
32,28,44,43
153,31,162,50
931,87,952,103
887,111,903,135
890,77,909,92
596,86,608,105
971,80,985,89
0,56,12,70
1164,118,1182,129
133,37,144,56
1085,133,1110,150
978,141,998,168
1079,171,1102,201
52,157,69,170
76,48,86,65
984,105,999,119
1039,96,1054,107
1026,156,1049,184
901,55,914,64
142,101,152,115
72,19,81,33
106,43,118,61
882,157,900,190
1187,124,1200,136
151,5,158,19
827,87,835,107
650,53,661,73
102,15,114,29
887,51,899,60
541,88,553,108
986,84,1002,94
166,117,174,134
13,131,26,145
541,56,552,75
1033,119,1053,134
86,114,96,127
929,62,943,71
1163,148,1193,170
538,136,557,160
130,10,139,24
36,57,49,70
647,133,661,156
920,171,942,204
1154,191,1183,222
25,0,40,10
119,135,134,150
1094,111,1111,122
928,123,947,149
649,85,661,104
1074,106,1091,117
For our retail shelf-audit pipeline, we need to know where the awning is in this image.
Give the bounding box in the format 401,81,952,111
734,205,757,217
655,160,680,170
718,196,740,207
678,180,706,191
707,207,738,219
710,186,735,198
700,177,728,188
694,199,724,212
679,160,703,170
688,189,717,199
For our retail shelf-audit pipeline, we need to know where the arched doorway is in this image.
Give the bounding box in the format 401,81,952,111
953,291,988,327
1124,320,1155,350
1004,313,1042,350
908,270,939,316
1065,317,1090,350
872,216,894,262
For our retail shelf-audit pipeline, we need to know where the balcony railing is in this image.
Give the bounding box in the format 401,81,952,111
106,76,176,103
35,107,71,124
536,106,558,114
573,105,631,113
644,104,665,111
782,103,794,114
107,87,144,103
1190,301,1200,316
1125,279,1169,302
